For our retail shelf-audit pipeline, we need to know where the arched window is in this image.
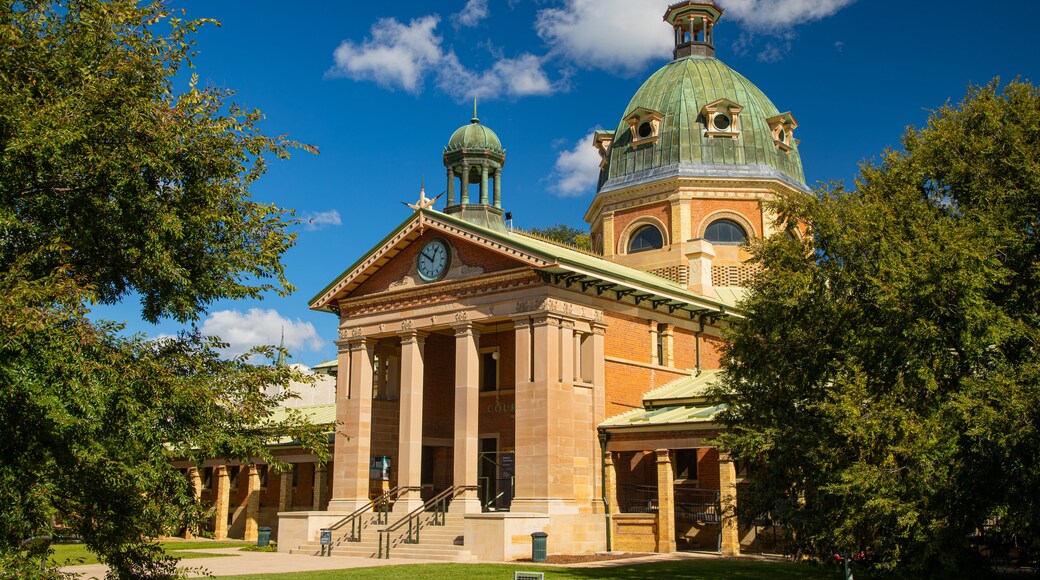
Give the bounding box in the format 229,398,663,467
628,225,664,253
704,219,747,244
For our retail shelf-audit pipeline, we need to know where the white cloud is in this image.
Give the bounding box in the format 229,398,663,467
439,53,556,100
535,0,672,74
720,0,857,31
300,209,342,231
455,0,489,27
549,131,602,197
329,14,558,101
328,16,445,93
534,0,856,71
201,308,324,359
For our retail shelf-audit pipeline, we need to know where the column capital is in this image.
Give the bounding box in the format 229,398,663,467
347,336,377,351
453,321,479,338
399,329,428,346
511,315,532,328
655,448,671,462
718,451,736,463
531,314,562,328
591,322,607,335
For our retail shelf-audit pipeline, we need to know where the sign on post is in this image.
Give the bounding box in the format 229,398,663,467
320,528,332,557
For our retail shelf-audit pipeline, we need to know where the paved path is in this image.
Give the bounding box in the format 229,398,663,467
61,548,735,578
60,548,439,578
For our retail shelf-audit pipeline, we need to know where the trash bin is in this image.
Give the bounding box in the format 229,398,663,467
257,526,272,548
531,531,548,563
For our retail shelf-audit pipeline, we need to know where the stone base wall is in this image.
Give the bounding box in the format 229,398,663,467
276,511,351,553
611,513,657,552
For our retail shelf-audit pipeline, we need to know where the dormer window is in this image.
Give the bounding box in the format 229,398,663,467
702,98,742,139
624,107,664,147
767,112,798,152
593,130,614,169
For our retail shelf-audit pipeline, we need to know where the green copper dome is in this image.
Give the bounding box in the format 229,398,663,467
599,55,806,193
446,117,503,152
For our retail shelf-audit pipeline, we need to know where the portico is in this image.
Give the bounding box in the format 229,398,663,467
325,290,608,520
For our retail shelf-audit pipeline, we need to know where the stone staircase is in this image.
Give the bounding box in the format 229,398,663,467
289,510,476,562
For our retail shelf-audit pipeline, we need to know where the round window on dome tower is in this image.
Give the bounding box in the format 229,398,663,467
712,114,731,131
777,128,787,143
637,122,653,139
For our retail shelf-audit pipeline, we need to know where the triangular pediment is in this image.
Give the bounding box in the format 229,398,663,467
309,210,554,312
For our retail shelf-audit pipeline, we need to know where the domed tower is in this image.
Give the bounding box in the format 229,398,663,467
585,0,808,294
443,103,508,232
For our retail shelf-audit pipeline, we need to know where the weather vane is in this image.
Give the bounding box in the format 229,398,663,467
403,177,442,211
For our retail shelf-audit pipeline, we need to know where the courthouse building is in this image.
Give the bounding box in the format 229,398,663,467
196,1,809,560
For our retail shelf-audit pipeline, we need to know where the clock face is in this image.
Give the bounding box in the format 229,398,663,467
416,238,451,282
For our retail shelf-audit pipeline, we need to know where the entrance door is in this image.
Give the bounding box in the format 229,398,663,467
478,437,514,511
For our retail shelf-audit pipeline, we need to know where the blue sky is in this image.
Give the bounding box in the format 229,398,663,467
92,0,1040,365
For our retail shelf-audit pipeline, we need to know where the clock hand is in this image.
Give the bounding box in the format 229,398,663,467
422,249,435,261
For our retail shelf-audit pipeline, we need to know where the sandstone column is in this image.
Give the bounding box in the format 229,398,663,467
655,450,676,553
512,313,577,513
396,330,427,513
313,464,329,511
602,213,616,257
245,464,261,542
185,468,203,539
604,450,619,548
590,324,607,506
719,452,741,556
330,338,375,512
213,466,230,540
451,322,481,513
278,468,293,513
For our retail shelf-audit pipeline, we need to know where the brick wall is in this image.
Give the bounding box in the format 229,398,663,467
603,311,687,416
688,199,762,238
672,325,725,371
612,201,671,252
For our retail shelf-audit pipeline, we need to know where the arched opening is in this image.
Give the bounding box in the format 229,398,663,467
704,219,747,245
628,225,664,253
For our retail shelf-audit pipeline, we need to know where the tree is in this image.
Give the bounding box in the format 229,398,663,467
711,80,1040,574
0,1,325,577
527,223,592,252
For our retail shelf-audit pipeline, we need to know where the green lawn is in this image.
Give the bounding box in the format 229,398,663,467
51,540,251,567
220,560,840,580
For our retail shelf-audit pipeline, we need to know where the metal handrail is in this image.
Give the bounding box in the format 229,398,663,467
482,490,507,511
325,486,419,543
377,485,478,558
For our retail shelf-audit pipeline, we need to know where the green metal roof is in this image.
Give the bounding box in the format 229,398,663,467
446,118,503,152
599,403,723,429
602,55,805,187
710,286,747,310
600,369,729,430
267,403,336,426
266,404,337,446
642,369,723,407
312,359,337,371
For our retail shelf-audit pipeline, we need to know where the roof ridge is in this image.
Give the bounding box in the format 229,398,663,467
511,228,602,258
